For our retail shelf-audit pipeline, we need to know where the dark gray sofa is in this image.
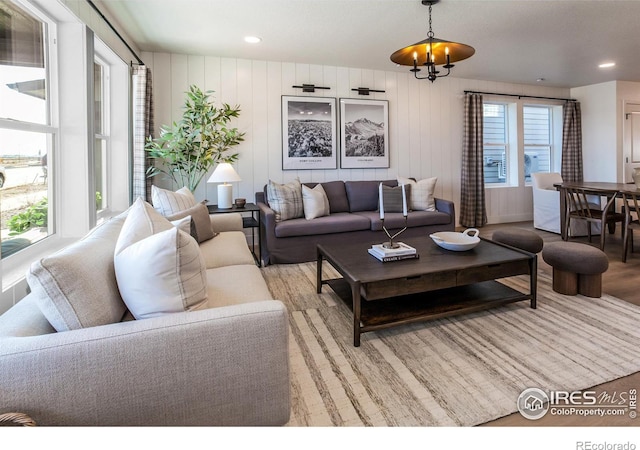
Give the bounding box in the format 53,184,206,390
255,179,455,265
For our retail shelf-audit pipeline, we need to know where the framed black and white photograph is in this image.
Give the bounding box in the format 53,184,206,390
282,96,337,170
339,98,389,169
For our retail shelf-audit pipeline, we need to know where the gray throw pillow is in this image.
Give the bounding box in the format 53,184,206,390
27,214,128,332
267,178,304,222
166,203,217,243
381,184,411,213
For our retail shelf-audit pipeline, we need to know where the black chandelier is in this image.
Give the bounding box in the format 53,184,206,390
390,0,475,82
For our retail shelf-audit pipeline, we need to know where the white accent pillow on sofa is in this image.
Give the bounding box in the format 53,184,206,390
302,184,330,220
151,185,197,216
114,198,208,319
397,176,437,211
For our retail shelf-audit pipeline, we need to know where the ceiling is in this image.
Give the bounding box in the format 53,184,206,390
100,0,640,89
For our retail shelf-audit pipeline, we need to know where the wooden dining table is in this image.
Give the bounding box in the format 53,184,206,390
553,181,638,240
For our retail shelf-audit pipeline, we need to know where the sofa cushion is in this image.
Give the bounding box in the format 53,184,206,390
302,184,330,220
381,184,411,213
27,213,128,332
274,212,370,237
151,185,197,216
398,176,437,211
114,199,208,319
166,202,216,243
199,231,256,269
267,178,304,222
345,180,397,212
354,210,453,231
206,264,273,308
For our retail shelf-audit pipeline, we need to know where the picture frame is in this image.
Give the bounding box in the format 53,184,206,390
339,98,389,169
281,96,337,170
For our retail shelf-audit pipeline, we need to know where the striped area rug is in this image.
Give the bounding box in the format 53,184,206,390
261,262,640,426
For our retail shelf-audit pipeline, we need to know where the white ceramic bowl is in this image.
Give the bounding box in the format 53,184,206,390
429,228,480,252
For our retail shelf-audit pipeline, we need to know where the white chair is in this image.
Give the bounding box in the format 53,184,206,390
531,172,600,236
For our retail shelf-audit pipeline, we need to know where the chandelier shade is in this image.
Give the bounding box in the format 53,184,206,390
390,38,475,67
391,0,474,82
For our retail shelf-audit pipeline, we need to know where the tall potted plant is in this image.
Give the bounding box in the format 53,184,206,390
145,85,245,192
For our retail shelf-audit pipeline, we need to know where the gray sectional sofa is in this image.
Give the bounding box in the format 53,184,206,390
256,179,455,265
0,211,290,426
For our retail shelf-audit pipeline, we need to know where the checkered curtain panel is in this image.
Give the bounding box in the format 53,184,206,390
561,101,583,182
132,66,154,202
460,93,487,227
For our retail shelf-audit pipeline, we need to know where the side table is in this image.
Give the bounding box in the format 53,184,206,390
207,203,261,267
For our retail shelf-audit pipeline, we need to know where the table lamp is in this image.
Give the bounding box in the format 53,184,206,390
208,162,241,209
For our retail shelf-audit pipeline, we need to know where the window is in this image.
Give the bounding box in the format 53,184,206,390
483,103,508,185
523,105,552,182
93,58,108,218
0,1,55,259
483,100,561,187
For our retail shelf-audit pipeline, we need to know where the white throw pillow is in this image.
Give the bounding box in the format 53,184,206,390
114,198,208,319
114,197,174,254
267,178,304,222
151,185,197,216
397,176,438,211
115,227,208,319
302,184,330,220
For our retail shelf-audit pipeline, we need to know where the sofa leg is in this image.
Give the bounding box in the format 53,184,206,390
552,268,578,295
578,273,602,298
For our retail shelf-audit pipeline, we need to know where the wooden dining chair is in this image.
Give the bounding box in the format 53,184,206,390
622,191,640,262
564,187,625,250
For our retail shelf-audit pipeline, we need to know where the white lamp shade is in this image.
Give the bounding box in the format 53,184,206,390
208,162,241,209
207,163,241,183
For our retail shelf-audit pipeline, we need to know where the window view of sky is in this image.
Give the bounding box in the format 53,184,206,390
0,65,47,156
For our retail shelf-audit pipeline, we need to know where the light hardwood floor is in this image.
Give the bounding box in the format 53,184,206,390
474,221,639,427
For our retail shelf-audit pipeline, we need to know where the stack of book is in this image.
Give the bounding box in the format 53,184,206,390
368,242,418,262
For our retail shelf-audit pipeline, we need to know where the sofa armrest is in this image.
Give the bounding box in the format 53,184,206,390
210,212,243,232
435,197,455,221
0,300,290,426
256,202,278,265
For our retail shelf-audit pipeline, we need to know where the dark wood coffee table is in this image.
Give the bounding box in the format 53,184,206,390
317,236,537,346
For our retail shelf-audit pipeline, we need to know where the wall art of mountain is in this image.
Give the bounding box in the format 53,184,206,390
344,118,385,157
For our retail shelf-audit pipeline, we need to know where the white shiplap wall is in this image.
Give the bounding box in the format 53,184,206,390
142,52,570,224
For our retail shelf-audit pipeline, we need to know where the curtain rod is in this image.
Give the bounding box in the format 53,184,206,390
86,0,144,66
464,90,576,102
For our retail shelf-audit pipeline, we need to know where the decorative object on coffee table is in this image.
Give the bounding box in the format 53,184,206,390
430,228,480,252
379,182,408,249
208,162,241,209
234,198,246,208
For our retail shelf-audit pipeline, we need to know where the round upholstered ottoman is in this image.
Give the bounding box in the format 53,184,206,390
542,242,609,297
492,228,544,254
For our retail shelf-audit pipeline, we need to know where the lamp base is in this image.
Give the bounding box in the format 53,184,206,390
217,184,233,209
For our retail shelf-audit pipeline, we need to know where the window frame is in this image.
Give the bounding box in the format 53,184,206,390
0,0,60,288
483,97,563,188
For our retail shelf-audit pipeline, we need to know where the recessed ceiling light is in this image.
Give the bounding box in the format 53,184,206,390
244,36,262,44
599,62,615,68
536,78,545,82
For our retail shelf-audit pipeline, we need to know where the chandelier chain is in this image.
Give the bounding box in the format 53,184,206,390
427,3,434,38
